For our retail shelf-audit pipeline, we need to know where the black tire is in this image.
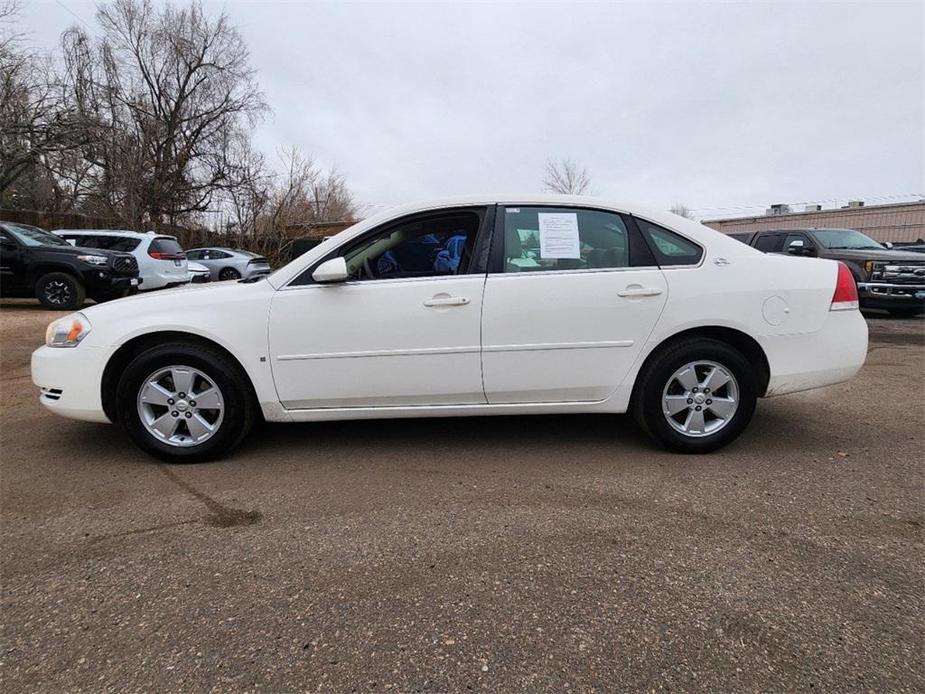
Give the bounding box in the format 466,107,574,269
632,338,757,454
887,307,923,318
218,267,241,281
36,272,85,310
115,341,257,463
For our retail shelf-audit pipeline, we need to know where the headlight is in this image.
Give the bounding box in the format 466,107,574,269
77,254,108,266
45,313,92,347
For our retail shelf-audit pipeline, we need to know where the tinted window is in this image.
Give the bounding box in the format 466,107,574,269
79,235,141,252
210,250,232,259
340,209,483,281
185,250,203,260
502,207,629,273
728,233,753,244
149,237,184,256
636,220,704,266
754,234,783,253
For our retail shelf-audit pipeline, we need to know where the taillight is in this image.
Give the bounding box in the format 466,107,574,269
830,261,859,311
148,251,185,260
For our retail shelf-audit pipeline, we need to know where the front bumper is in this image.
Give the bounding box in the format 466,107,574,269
857,282,925,310
31,345,112,423
82,271,140,295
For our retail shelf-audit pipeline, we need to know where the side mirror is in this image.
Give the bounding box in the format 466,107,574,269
787,239,807,256
883,241,894,249
312,257,349,283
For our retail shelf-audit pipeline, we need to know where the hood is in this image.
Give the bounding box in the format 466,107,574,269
829,247,925,263
81,274,269,318
35,243,130,260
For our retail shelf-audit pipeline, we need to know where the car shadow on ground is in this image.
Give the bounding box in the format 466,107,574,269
36,392,890,473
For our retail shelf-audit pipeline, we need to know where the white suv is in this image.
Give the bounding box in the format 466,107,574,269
54,230,189,291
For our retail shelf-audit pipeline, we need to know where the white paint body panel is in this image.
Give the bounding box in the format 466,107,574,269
31,195,868,428
268,276,486,408
481,268,668,403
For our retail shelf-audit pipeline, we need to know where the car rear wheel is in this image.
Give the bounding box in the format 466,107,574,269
632,338,757,453
36,272,85,310
218,267,241,281
116,342,257,462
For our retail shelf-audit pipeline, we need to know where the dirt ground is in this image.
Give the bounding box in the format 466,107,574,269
1,300,923,692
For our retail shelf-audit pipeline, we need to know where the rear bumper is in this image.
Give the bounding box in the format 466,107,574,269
31,345,112,423
140,270,189,290
857,282,925,310
761,309,868,397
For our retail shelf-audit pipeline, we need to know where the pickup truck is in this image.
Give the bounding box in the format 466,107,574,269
1,221,140,310
728,227,925,317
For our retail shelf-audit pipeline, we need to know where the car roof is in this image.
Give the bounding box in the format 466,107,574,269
757,228,858,234
53,229,176,239
267,194,763,288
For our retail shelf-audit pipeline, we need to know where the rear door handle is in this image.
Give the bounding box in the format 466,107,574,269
423,296,470,307
617,286,663,298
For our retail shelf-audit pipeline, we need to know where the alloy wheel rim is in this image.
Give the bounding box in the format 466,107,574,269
661,360,739,438
136,366,225,448
45,280,71,305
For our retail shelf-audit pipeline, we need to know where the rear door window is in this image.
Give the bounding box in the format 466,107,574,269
501,207,631,273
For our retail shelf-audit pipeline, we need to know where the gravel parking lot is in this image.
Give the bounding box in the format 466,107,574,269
1,300,922,692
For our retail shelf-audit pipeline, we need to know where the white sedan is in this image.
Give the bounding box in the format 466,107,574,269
32,196,868,462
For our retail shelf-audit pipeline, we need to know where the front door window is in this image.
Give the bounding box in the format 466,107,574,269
342,210,483,281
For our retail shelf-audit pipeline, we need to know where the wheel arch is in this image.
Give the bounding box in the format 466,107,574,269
100,330,260,423
631,326,771,402
31,263,82,290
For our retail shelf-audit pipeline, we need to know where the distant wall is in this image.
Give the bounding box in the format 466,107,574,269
702,201,925,243
0,208,124,231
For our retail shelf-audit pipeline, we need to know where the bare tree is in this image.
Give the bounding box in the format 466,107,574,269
50,0,267,227
669,203,695,220
543,157,592,195
0,0,83,205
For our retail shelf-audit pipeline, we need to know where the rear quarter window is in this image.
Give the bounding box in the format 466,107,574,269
635,219,704,266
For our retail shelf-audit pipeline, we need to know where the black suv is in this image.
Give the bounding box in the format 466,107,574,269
730,227,925,317
0,222,140,310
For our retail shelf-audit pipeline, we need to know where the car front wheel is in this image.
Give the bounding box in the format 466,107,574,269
36,272,85,310
633,338,757,453
218,267,241,281
115,342,257,462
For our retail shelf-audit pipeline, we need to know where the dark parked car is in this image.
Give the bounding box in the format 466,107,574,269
730,228,924,316
0,222,140,309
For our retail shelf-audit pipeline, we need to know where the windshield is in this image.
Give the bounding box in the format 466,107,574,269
2,223,72,247
812,229,884,250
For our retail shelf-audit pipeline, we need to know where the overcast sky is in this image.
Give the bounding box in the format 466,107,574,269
19,0,925,218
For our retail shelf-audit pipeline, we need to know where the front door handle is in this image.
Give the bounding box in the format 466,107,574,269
617,286,663,298
423,296,470,307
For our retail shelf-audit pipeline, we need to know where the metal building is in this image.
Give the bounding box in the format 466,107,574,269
702,200,925,243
